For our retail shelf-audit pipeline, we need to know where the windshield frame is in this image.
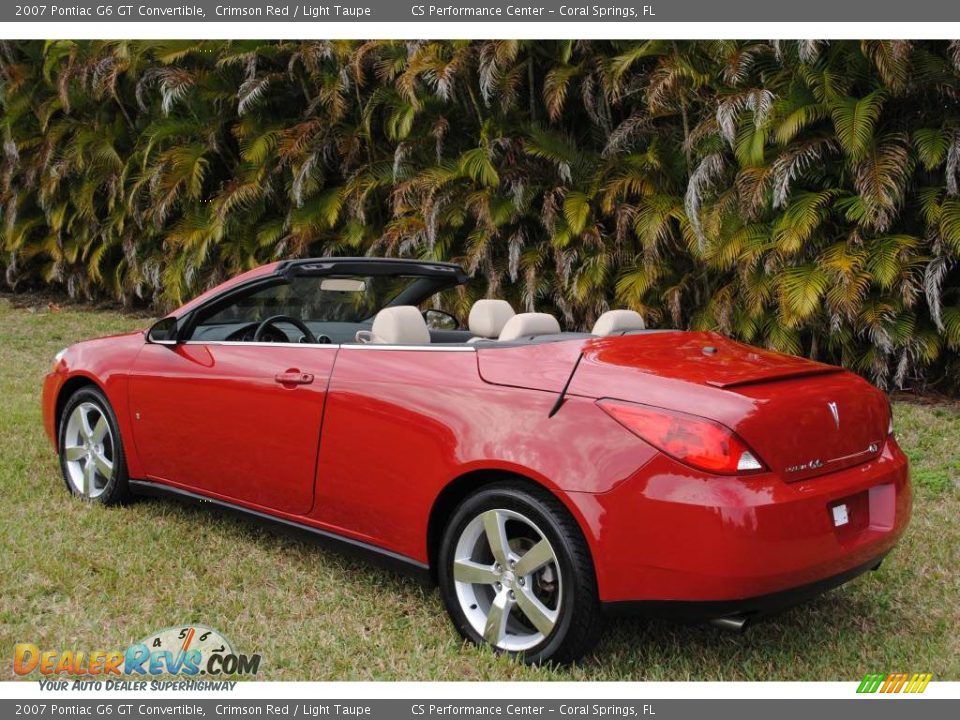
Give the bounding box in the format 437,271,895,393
176,258,468,342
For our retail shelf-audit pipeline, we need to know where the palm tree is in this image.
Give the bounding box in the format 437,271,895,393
1,40,958,389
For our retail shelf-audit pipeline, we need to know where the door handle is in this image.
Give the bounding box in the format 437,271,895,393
274,370,314,385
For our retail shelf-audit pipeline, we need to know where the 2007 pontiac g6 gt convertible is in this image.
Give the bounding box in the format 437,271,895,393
43,257,911,663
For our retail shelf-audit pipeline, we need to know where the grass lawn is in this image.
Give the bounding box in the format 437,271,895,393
1,296,958,681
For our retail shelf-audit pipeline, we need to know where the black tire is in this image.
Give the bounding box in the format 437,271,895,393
437,481,602,664
57,385,131,506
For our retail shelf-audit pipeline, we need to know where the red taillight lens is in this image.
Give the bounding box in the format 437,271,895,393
597,400,766,475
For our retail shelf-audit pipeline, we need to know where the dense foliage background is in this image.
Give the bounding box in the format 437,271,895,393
2,40,959,389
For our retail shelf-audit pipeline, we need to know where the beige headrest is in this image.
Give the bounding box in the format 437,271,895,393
592,309,645,336
360,306,431,345
468,299,515,339
498,312,561,341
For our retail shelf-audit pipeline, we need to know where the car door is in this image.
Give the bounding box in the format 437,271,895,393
127,282,336,516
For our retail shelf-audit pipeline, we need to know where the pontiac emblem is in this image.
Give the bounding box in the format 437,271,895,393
828,401,840,430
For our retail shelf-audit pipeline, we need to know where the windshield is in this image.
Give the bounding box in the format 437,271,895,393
200,274,421,327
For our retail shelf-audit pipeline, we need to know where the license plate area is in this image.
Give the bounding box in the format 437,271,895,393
828,484,895,545
829,491,870,538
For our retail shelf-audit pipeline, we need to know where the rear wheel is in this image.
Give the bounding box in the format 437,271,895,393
58,386,130,505
438,482,602,664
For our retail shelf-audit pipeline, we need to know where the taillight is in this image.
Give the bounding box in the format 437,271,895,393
597,399,766,475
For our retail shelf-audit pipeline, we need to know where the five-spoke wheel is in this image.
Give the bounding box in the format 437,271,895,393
62,401,114,498
58,386,129,505
439,482,601,664
452,508,562,652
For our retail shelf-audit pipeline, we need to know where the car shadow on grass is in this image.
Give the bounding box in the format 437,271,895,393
585,583,929,680
130,490,432,587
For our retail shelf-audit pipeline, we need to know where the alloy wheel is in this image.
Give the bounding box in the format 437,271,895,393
452,508,562,652
62,402,114,499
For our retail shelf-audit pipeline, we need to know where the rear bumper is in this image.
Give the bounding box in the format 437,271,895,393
570,436,911,604
602,552,887,621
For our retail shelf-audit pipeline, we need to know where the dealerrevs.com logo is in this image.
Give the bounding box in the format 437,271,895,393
15,625,261,688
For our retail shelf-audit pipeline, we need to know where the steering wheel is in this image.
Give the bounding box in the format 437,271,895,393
253,315,318,344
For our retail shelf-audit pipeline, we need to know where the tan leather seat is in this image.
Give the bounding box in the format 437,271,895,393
468,299,515,341
592,309,645,336
355,306,430,345
498,313,561,341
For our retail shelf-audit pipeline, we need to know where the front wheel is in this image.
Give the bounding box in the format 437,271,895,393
438,482,602,664
58,386,130,505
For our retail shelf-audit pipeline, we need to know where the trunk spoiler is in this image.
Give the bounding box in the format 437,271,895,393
705,366,843,389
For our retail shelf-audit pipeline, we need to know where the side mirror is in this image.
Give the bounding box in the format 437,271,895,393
146,317,180,345
423,309,459,331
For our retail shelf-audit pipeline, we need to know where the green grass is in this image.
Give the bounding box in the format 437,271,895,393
1,296,958,681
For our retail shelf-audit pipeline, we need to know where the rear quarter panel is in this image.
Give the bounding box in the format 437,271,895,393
311,347,656,563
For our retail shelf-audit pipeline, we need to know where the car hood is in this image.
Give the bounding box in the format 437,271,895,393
477,332,889,480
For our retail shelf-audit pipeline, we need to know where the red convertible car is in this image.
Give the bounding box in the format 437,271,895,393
42,257,911,663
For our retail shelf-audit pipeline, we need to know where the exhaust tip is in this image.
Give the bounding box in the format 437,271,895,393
710,615,749,633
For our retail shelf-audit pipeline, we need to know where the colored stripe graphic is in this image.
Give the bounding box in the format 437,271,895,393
858,672,931,693
905,673,933,693
857,673,886,693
